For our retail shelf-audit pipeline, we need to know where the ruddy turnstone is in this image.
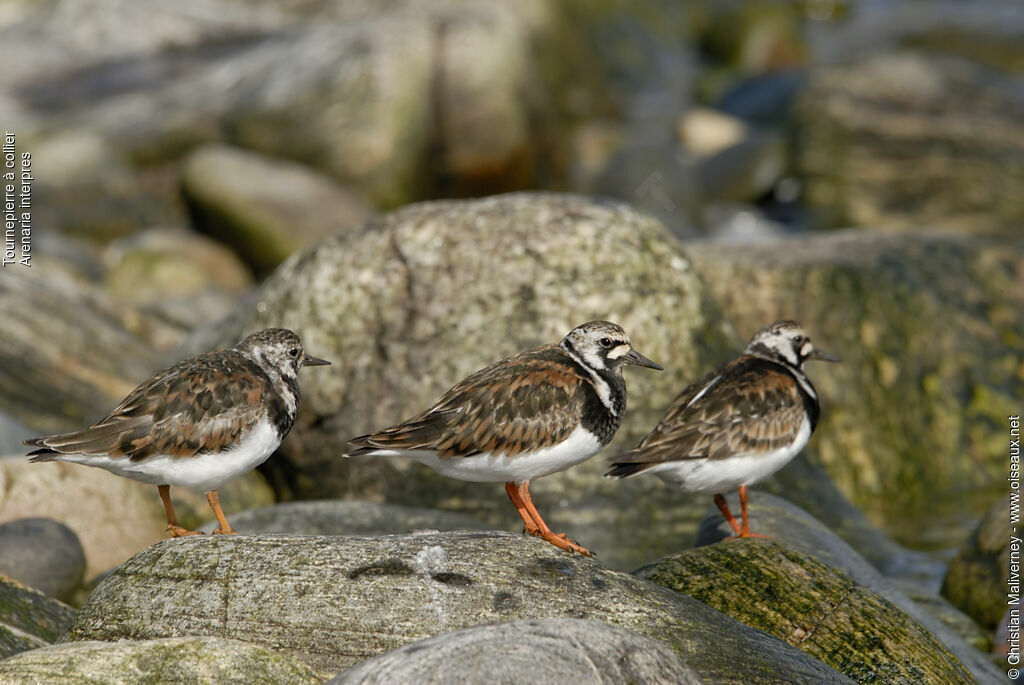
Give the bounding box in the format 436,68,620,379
347,321,662,556
605,320,838,538
25,328,329,537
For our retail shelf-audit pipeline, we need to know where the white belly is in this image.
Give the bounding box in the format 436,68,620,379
52,420,281,492
648,418,810,494
361,425,603,483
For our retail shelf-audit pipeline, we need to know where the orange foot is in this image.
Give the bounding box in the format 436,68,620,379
211,527,238,535
724,531,772,541
167,524,204,537
532,529,593,556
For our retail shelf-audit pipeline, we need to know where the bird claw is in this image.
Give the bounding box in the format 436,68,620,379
724,531,772,541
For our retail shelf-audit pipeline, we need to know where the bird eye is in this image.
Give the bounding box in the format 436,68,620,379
599,338,613,348
288,347,300,358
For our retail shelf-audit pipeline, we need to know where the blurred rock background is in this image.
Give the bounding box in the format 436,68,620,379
0,0,1021,676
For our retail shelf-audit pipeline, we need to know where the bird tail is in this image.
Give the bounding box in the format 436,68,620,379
604,460,653,479
24,437,61,461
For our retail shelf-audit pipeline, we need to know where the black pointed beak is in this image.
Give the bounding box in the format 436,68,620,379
809,348,840,363
302,354,332,367
623,348,663,370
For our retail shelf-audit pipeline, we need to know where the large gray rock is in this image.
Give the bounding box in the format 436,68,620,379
197,500,491,536
696,492,1004,684
66,532,851,683
0,575,76,659
0,637,325,684
637,540,973,684
187,192,738,572
687,230,1024,528
181,145,374,275
0,518,84,603
330,618,702,684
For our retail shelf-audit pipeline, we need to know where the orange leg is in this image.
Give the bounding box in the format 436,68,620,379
510,480,592,557
505,482,541,535
206,490,237,535
737,484,770,539
158,484,202,537
716,487,770,540
714,493,743,537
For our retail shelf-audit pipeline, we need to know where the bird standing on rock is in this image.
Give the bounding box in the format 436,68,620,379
347,321,662,556
25,328,330,537
606,320,837,538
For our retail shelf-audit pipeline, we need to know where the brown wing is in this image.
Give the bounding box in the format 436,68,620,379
349,345,587,458
25,351,268,461
608,357,806,472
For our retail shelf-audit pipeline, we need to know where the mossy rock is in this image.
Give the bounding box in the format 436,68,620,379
694,491,1003,684
65,532,851,683
636,540,973,684
0,574,76,659
0,637,325,684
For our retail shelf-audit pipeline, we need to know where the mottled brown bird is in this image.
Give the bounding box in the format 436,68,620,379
348,321,662,556
25,328,329,536
606,320,837,538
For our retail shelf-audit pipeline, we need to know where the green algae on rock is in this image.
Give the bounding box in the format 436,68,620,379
636,540,974,684
694,491,1002,684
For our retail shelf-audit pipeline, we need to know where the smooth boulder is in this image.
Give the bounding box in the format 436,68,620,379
66,532,852,683
0,518,85,603
330,618,701,684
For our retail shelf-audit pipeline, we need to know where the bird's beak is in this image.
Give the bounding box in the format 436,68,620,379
302,354,332,367
623,347,663,370
808,348,840,363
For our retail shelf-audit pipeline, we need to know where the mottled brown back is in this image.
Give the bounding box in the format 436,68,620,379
25,350,271,461
349,344,596,459
608,356,811,472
